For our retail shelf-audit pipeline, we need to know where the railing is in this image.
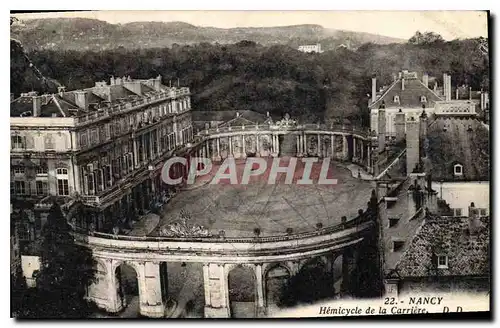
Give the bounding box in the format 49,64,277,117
200,123,371,138
74,207,376,245
74,88,190,126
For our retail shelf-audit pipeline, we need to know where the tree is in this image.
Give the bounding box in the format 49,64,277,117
17,202,97,318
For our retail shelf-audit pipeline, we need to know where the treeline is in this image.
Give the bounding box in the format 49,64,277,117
11,36,489,127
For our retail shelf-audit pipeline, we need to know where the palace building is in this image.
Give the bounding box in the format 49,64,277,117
10,75,194,238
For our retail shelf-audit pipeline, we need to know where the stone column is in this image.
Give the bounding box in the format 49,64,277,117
228,137,233,158
133,136,139,167
216,138,221,159
317,134,321,157
342,135,348,160
341,248,358,296
330,135,334,158
352,137,357,162
303,134,307,156
367,144,372,173
204,263,230,318
256,134,260,156
275,135,280,155
255,264,266,317
242,135,246,158
137,261,165,318
360,140,364,164
296,135,300,155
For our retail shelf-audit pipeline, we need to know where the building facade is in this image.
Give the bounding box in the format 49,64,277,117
10,76,194,236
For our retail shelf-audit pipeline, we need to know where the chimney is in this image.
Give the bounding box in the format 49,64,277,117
423,73,429,88
74,91,89,110
401,78,405,91
395,109,405,144
406,116,420,174
468,202,482,235
378,107,386,153
32,96,42,117
419,110,428,158
371,76,377,103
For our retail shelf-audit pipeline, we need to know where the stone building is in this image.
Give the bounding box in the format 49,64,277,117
369,70,488,136
10,75,194,236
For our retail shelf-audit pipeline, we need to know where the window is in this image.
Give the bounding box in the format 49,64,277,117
36,181,48,196
393,241,404,252
454,164,463,176
90,129,99,145
389,218,400,228
13,166,25,174
56,168,68,175
11,135,25,149
479,208,488,216
80,133,88,148
437,255,448,269
14,181,26,195
452,208,463,217
37,164,48,175
421,96,427,103
57,179,69,196
393,95,400,103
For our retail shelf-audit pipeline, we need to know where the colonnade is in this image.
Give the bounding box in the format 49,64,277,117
87,247,359,318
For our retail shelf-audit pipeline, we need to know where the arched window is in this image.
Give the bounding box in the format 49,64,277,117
393,95,400,103
454,164,463,176
421,95,427,103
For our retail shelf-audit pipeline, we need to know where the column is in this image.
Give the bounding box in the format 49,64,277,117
342,135,348,160
228,137,233,157
303,134,307,155
296,135,300,156
317,134,321,157
341,248,358,297
133,136,139,167
204,263,230,318
330,135,334,158
216,138,221,158
255,264,265,316
352,137,357,161
360,140,364,164
256,134,260,156
275,135,279,155
137,261,165,318
367,144,372,173
242,135,246,158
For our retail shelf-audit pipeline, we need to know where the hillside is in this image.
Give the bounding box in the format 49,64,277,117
10,18,405,51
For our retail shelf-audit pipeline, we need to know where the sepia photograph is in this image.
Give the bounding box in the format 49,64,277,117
9,9,490,319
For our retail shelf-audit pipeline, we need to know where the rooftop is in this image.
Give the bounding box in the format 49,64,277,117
395,215,490,278
425,116,489,181
10,75,189,119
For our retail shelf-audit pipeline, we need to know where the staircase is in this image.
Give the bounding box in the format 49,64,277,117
279,134,297,157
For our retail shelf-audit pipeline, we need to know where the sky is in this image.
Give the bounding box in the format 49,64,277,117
12,10,488,41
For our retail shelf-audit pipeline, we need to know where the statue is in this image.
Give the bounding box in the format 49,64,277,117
159,210,212,237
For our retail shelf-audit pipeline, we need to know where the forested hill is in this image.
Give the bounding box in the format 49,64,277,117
11,36,489,126
11,18,404,51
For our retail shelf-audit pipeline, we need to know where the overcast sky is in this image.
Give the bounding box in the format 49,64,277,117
12,11,488,40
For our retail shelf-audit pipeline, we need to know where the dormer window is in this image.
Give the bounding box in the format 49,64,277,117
437,255,449,269
454,164,463,176
420,96,427,103
393,95,400,104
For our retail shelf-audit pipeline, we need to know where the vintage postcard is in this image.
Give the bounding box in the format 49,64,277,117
10,10,490,319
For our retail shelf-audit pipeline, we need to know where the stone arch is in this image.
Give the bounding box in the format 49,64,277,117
114,261,141,313
227,264,257,318
264,264,291,310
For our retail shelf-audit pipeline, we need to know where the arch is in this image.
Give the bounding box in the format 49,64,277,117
114,261,140,315
227,264,256,318
264,264,291,311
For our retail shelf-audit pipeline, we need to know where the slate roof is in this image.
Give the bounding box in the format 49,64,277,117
425,117,490,182
395,216,490,278
370,75,443,109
